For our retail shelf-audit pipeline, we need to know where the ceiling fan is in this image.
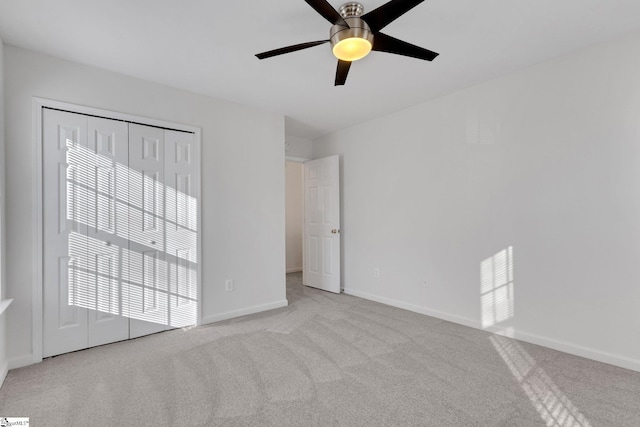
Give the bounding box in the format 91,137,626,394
255,0,439,86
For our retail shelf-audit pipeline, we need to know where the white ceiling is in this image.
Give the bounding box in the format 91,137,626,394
1,0,640,139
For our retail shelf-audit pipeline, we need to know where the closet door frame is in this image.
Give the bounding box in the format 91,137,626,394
32,98,202,365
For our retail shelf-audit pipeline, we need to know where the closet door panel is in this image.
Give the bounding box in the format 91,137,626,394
43,109,90,357
165,130,198,328
43,111,132,356
87,117,130,347
128,124,169,338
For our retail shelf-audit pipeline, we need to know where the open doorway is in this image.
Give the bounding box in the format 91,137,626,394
285,160,304,290
284,133,341,294
284,130,312,292
285,155,341,294
285,161,304,275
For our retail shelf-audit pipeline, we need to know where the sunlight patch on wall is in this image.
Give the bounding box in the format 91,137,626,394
481,246,514,328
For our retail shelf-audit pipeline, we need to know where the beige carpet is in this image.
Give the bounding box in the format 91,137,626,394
1,272,640,426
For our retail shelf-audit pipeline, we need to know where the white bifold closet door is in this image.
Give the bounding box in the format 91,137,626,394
43,109,198,358
127,124,199,339
127,124,168,339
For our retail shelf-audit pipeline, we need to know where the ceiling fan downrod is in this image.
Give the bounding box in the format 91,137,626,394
338,2,364,18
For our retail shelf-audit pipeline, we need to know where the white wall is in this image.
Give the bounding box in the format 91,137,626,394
285,161,303,272
314,30,640,372
4,46,287,368
285,135,312,161
0,36,9,386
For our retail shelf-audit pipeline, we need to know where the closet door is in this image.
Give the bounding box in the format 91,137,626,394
86,117,130,347
43,110,129,357
165,130,198,327
43,109,199,356
128,124,169,338
43,109,90,357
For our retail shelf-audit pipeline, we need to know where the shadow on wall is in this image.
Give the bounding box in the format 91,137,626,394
481,247,592,427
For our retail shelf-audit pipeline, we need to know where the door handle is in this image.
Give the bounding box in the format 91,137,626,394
331,229,340,234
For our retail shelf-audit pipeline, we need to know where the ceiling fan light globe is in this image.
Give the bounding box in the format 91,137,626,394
332,37,372,61
330,17,374,62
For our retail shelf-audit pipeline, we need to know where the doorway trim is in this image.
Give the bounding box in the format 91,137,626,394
32,97,202,364
285,156,308,163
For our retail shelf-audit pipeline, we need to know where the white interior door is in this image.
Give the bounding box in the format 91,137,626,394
128,123,169,339
304,155,341,293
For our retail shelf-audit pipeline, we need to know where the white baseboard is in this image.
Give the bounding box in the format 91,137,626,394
509,330,640,372
343,288,480,329
201,299,289,325
8,354,35,370
343,287,640,373
286,268,302,273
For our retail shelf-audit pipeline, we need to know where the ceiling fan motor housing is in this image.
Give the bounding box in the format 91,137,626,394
330,3,374,54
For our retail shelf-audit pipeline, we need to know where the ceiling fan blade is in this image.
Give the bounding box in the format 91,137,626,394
335,60,352,86
256,40,329,59
304,0,348,26
362,0,424,33
372,32,438,61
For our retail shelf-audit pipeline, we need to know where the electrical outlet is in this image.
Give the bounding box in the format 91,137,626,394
373,268,380,279
225,279,234,292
